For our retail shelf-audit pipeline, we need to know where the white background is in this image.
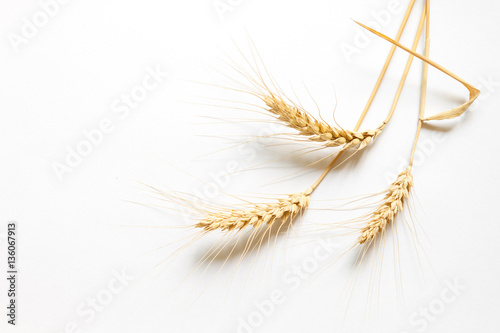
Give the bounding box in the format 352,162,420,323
1,0,500,332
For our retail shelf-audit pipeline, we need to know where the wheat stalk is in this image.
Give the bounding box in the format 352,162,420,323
195,188,311,232
357,167,413,245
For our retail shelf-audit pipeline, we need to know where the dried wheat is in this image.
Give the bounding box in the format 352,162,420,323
262,94,383,150
195,188,312,232
357,167,413,245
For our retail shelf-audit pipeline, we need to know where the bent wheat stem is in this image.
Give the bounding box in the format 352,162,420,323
355,18,480,121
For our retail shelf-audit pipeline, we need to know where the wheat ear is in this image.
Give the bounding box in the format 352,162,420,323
228,39,384,150
195,188,312,232
357,167,413,245
262,0,427,156
262,94,382,150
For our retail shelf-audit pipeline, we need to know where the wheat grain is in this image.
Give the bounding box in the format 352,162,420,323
195,188,312,232
357,167,413,245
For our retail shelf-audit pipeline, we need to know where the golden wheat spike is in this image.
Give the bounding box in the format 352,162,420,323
262,94,382,150
357,167,413,245
195,189,311,232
